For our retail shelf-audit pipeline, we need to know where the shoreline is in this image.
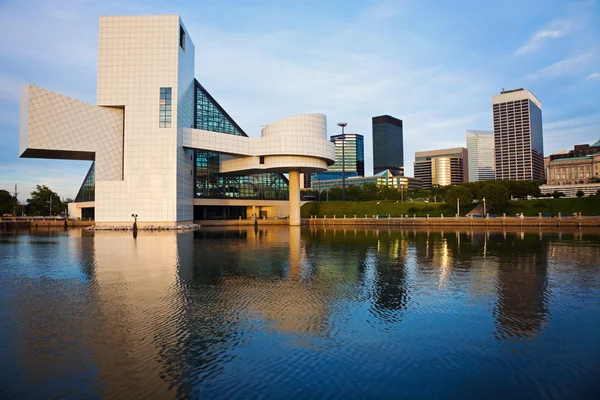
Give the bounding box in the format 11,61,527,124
306,215,600,228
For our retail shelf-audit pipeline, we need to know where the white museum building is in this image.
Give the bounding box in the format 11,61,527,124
19,15,335,226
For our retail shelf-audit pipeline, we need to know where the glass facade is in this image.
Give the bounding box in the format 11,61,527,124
159,87,172,128
373,115,404,176
74,162,95,202
194,81,289,200
466,130,495,182
328,134,364,176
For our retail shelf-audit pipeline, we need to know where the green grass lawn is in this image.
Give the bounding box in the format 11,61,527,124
301,197,600,218
505,197,600,217
301,200,473,218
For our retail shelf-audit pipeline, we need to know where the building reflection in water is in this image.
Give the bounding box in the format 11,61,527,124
5,227,600,398
490,232,550,342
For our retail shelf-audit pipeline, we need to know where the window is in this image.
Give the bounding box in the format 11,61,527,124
179,26,185,50
259,156,265,164
159,87,172,128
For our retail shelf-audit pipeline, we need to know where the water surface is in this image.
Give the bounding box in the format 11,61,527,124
0,227,599,399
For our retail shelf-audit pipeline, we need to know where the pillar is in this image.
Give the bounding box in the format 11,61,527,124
289,170,301,226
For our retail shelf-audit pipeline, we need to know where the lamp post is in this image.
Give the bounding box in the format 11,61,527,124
337,122,347,201
483,197,486,217
131,213,138,232
425,199,429,212
457,197,460,216
377,201,380,217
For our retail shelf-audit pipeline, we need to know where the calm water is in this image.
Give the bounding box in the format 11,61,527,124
0,226,599,399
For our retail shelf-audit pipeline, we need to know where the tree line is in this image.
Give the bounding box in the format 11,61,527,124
0,185,72,216
302,180,591,213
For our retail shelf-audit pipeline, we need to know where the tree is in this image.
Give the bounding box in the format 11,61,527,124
479,183,509,212
327,187,343,201
361,182,380,201
26,185,65,216
576,190,585,198
345,185,363,201
444,186,473,213
552,191,566,199
0,189,14,215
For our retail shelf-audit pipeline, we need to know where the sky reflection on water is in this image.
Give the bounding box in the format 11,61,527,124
0,227,599,399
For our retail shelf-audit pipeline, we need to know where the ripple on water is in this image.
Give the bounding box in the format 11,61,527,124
0,228,599,399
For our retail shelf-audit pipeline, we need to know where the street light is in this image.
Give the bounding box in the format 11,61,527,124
457,197,460,216
337,122,347,201
482,197,486,217
425,199,429,212
377,201,380,217
131,213,138,231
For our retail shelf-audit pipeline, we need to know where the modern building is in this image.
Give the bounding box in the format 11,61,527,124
328,133,365,177
372,115,404,176
466,130,495,182
414,148,468,188
492,88,544,182
19,15,335,226
311,170,421,192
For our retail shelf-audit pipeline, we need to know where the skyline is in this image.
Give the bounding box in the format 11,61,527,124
1,0,599,200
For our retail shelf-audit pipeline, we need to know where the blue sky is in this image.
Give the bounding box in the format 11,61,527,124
0,0,599,200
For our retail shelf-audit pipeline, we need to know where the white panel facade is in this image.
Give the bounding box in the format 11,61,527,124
20,86,123,181
96,15,191,223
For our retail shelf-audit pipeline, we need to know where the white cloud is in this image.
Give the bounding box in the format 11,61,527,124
543,113,600,154
516,20,575,55
587,72,600,80
524,53,595,80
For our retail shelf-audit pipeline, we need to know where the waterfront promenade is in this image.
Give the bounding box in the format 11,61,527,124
307,214,600,228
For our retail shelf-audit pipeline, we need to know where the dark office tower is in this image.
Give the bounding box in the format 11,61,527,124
493,88,544,182
328,133,365,176
372,115,404,176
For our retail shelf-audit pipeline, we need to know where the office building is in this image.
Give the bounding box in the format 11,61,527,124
312,170,421,192
492,88,544,182
373,115,404,176
414,148,468,188
466,130,495,182
19,15,335,226
328,133,365,177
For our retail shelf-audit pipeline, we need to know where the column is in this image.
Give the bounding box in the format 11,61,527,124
289,170,301,226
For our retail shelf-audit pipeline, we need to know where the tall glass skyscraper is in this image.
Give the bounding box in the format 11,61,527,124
372,115,404,176
328,133,365,176
493,88,544,182
466,130,495,182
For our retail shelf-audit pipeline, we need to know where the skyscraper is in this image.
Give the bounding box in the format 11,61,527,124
414,148,468,188
493,88,544,182
372,115,404,176
328,133,365,176
466,130,495,182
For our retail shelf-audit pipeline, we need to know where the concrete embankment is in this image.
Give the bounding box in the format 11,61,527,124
0,219,94,229
306,215,600,228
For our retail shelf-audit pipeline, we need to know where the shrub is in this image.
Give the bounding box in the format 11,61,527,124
407,206,420,213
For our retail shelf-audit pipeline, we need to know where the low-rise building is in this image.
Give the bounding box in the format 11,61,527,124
414,147,468,188
311,169,421,192
546,153,600,185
